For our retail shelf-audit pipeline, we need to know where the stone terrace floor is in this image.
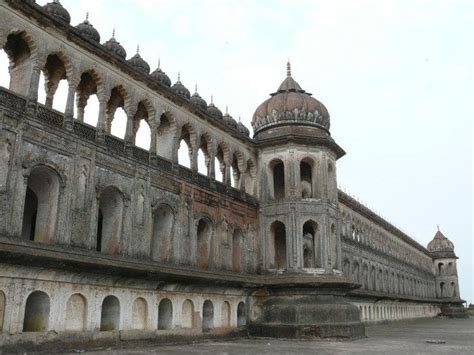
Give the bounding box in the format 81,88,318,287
86,317,474,355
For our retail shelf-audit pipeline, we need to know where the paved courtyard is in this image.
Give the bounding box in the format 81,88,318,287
88,317,474,354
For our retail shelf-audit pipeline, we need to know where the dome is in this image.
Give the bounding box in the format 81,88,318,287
207,97,223,120
151,60,171,87
427,228,455,253
237,120,250,136
171,74,190,99
75,14,101,43
127,47,150,75
43,0,71,24
103,30,127,59
223,107,238,129
190,86,207,110
251,62,330,135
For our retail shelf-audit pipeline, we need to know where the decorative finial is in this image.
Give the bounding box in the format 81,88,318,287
225,105,228,115
437,224,440,231
287,59,291,77
136,45,140,54
178,72,181,82
210,95,214,104
112,28,115,38
85,12,89,22
157,58,160,69
238,116,241,122
195,84,198,93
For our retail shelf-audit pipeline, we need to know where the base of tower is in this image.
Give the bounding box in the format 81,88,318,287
440,302,469,318
248,290,365,339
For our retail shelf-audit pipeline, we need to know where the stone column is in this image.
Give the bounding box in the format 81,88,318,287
191,147,198,172
64,83,76,129
149,122,158,155
26,64,41,115
96,99,107,138
124,112,135,144
208,154,216,179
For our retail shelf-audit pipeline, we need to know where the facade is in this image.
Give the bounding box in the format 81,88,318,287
0,0,466,347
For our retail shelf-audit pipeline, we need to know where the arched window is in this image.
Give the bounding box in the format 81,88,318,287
158,298,173,330
132,297,148,330
177,125,192,168
100,296,120,331
97,187,123,255
330,224,338,269
438,262,444,276
270,221,286,269
220,301,231,327
202,300,214,330
352,262,360,283
231,153,241,189
215,144,226,183
270,160,285,200
197,135,211,176
76,71,100,125
196,218,212,269
451,282,457,298
181,299,194,328
23,291,50,332
22,166,60,244
3,32,33,96
244,158,256,195
300,159,313,198
302,220,318,268
38,53,69,112
151,204,174,263
0,48,9,88
0,291,5,332
133,101,151,149
65,294,87,331
156,113,174,160
237,302,246,326
232,228,242,272
106,86,127,138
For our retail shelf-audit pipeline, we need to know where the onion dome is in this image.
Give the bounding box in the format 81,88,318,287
75,13,101,43
427,227,455,253
151,60,171,87
252,61,330,136
171,73,191,99
237,118,250,136
223,106,238,129
207,96,223,120
43,0,71,24
127,46,150,75
190,85,207,110
103,30,127,59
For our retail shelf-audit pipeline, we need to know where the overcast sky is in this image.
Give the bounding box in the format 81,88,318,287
1,0,472,303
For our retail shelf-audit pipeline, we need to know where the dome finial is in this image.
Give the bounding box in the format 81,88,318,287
287,59,291,77
225,105,229,115
211,95,214,104
195,84,198,93
178,72,181,82
112,28,115,38
437,224,440,231
85,12,89,22
157,58,160,69
136,44,140,54
238,116,242,123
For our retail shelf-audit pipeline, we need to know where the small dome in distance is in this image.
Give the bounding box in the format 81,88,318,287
75,13,101,43
190,85,207,110
43,0,71,24
207,96,223,120
103,29,127,59
223,106,238,129
171,73,191,99
237,118,250,137
127,45,151,75
151,59,171,87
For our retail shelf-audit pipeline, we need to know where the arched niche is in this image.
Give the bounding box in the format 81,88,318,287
96,187,123,255
181,299,194,328
100,295,120,331
151,204,174,263
270,221,286,269
65,293,87,331
220,301,231,327
300,158,314,198
158,298,173,330
302,220,318,268
232,228,243,273
22,165,61,244
237,302,246,326
23,291,50,332
202,300,214,330
196,218,212,269
269,159,285,200
131,297,148,330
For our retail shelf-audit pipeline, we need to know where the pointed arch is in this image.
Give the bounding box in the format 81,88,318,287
133,100,152,149
106,85,128,137
76,69,103,125
177,123,196,168
156,111,176,160
270,221,286,269
302,220,318,268
198,132,212,176
96,186,124,255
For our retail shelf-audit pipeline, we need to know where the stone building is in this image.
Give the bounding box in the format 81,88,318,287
0,0,466,347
